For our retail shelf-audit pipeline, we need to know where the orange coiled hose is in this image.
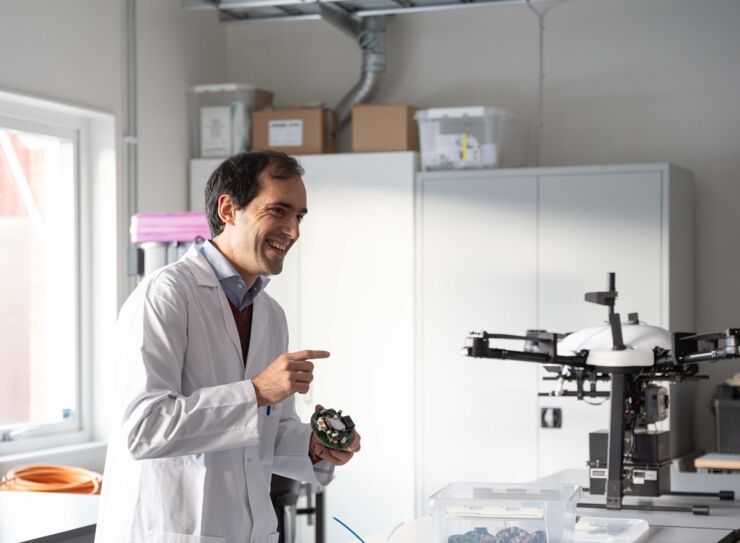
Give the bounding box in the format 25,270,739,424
0,465,102,495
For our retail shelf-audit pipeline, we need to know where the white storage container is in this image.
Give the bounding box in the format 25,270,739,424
189,84,273,158
428,482,581,543
415,107,529,170
571,517,648,543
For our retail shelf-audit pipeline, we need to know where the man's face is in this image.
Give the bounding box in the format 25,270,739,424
224,174,307,277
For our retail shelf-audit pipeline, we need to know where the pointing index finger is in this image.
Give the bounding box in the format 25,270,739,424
287,350,330,361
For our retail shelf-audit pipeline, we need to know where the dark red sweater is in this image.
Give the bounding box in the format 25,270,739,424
228,300,253,365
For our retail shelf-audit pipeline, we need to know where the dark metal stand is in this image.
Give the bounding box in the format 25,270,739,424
579,501,710,515
271,475,324,543
606,372,627,510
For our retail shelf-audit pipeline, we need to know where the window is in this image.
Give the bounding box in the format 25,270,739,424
0,94,95,454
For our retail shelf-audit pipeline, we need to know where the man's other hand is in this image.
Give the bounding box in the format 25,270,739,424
309,404,361,466
252,350,329,406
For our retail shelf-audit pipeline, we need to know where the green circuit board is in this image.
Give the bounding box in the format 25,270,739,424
310,408,356,450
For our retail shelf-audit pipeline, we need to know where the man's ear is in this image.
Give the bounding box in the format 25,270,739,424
217,194,236,226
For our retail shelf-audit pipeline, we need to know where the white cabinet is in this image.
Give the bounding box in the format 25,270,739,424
190,152,418,542
416,164,693,511
535,165,694,476
270,153,419,543
416,171,540,508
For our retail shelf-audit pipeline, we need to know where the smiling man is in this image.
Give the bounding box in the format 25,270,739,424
96,151,360,543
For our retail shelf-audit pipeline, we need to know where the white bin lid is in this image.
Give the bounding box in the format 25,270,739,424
415,106,514,121
190,83,257,93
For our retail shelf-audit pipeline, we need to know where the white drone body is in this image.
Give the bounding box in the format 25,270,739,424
558,322,672,368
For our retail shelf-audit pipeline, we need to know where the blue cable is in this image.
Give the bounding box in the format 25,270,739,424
332,516,367,543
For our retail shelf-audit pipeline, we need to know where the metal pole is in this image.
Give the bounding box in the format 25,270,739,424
606,373,627,509
124,0,139,290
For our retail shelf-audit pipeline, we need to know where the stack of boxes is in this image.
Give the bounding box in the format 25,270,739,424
189,83,530,169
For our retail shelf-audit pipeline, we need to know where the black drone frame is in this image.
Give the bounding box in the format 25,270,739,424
464,272,740,515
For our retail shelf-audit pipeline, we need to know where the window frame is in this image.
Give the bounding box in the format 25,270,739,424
0,98,93,455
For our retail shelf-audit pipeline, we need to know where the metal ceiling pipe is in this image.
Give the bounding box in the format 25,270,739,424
320,6,386,127
318,3,361,39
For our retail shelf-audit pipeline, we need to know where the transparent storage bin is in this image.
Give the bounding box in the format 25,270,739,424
571,517,648,543
428,482,581,543
189,83,273,158
415,107,529,171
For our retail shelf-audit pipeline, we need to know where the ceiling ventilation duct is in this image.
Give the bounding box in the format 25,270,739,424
319,5,386,127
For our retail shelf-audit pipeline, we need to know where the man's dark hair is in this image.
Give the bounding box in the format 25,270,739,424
205,150,304,237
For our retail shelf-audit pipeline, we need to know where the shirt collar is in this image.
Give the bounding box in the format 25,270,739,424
197,240,270,310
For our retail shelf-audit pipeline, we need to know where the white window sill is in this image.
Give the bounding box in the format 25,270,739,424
0,441,107,475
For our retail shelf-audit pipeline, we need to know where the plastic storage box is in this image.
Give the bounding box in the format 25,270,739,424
130,211,210,244
189,84,273,158
571,517,648,543
429,482,581,543
415,107,529,171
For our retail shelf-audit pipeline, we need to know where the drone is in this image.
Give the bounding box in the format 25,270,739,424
463,272,740,515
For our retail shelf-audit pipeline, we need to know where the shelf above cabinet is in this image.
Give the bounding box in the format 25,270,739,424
183,0,537,23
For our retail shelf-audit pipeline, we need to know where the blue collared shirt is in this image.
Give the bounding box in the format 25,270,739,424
197,240,269,310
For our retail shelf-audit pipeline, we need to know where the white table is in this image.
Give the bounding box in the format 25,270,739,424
361,470,740,543
0,491,99,543
539,468,740,535
363,518,736,543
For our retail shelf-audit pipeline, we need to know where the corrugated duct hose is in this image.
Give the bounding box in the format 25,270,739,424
0,465,102,494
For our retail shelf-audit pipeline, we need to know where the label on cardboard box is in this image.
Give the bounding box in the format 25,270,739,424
268,119,303,147
201,106,231,157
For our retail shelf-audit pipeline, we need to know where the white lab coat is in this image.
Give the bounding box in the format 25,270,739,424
95,246,332,543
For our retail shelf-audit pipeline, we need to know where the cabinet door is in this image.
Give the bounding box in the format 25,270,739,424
296,152,417,542
536,170,663,477
418,173,539,510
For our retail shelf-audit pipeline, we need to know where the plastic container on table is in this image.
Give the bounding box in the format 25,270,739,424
428,482,581,543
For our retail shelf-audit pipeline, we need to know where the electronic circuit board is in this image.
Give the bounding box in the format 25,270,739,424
310,408,356,450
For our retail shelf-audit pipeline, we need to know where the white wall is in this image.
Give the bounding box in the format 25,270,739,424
225,0,740,452
138,2,227,213
0,1,123,117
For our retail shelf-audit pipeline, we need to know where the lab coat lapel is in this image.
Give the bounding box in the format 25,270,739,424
183,246,243,363
245,293,270,378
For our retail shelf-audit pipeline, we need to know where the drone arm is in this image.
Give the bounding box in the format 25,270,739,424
465,334,589,367
678,350,739,364
467,343,557,363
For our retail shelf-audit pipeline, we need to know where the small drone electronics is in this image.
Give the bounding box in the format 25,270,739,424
311,408,356,450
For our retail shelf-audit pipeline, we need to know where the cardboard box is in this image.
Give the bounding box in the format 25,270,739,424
352,103,419,152
252,107,336,155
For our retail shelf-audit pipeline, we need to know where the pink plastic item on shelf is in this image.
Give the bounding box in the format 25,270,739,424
130,211,211,244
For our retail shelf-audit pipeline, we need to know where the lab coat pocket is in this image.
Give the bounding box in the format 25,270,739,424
137,457,207,534
147,532,225,543
266,532,279,543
